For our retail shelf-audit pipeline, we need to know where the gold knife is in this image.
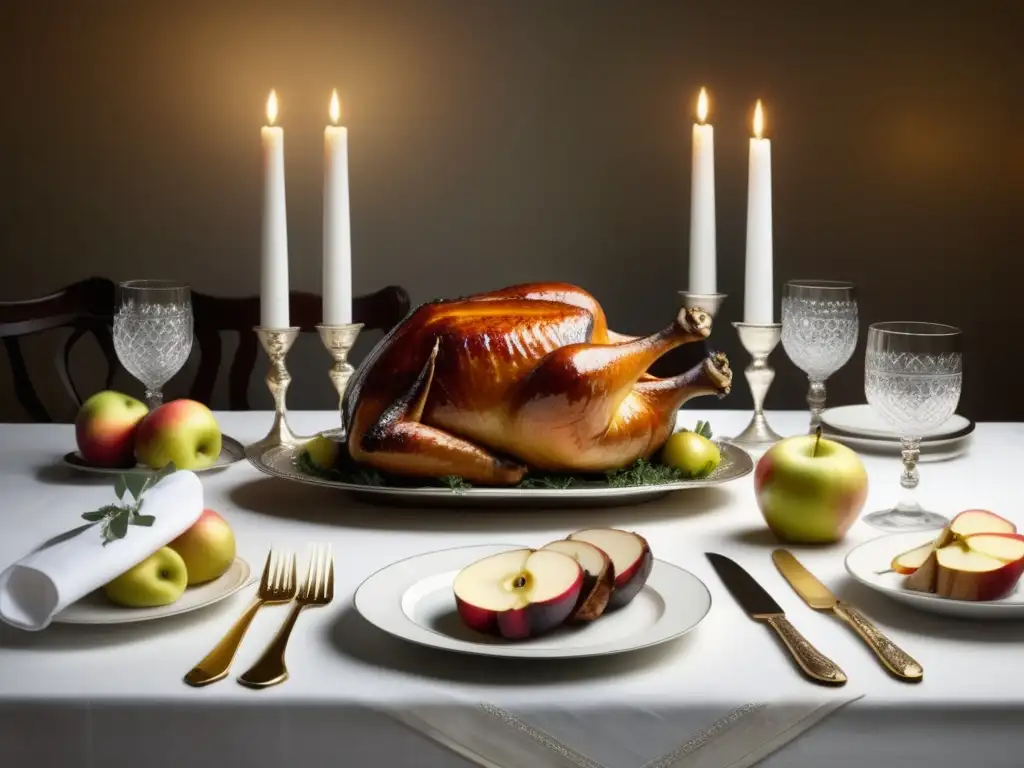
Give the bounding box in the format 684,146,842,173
772,549,923,682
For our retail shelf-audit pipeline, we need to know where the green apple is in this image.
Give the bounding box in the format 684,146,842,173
754,430,868,544
661,431,720,477
134,399,222,470
168,508,236,585
103,547,188,607
74,391,149,467
305,434,340,470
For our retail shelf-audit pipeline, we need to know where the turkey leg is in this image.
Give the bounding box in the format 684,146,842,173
353,341,528,485
509,307,713,467
634,351,733,412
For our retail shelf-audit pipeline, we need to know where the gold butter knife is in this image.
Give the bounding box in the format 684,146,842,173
772,549,923,682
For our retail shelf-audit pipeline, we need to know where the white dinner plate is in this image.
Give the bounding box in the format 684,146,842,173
53,557,253,624
845,533,1024,620
61,434,246,476
353,544,712,658
822,405,973,441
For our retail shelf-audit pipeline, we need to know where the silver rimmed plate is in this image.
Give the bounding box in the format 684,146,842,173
53,557,254,625
246,440,753,508
845,533,1024,620
62,434,246,476
353,544,712,658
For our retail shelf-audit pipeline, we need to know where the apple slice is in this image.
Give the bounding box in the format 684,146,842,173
892,542,933,575
932,533,1024,601
453,549,583,639
541,539,614,622
899,509,1017,588
568,528,652,610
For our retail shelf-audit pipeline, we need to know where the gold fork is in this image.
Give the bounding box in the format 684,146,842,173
184,549,296,687
237,544,334,689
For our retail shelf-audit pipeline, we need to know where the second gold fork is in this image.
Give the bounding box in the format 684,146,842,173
237,544,334,689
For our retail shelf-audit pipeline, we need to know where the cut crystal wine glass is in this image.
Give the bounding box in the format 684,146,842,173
862,322,963,531
113,280,193,409
781,280,858,430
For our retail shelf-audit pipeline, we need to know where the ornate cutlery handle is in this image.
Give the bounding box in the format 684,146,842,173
765,615,847,685
834,601,923,681
184,598,264,687
237,603,305,688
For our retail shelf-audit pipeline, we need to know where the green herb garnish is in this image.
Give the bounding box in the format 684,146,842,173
82,462,176,545
296,438,718,492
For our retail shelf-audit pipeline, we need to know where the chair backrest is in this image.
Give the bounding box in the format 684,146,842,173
190,285,410,409
0,277,118,422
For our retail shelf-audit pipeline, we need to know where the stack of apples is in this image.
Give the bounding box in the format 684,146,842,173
103,509,237,608
891,509,1024,601
75,391,223,471
453,527,653,640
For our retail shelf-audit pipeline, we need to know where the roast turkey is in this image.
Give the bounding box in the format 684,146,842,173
342,282,732,485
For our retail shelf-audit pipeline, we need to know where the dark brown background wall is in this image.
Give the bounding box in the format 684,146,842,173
3,0,1021,421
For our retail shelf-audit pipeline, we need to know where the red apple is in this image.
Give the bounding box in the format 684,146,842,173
135,399,222,471
568,528,652,610
898,509,1017,585
74,391,149,467
453,549,583,639
541,539,614,621
929,533,1024,601
167,508,236,585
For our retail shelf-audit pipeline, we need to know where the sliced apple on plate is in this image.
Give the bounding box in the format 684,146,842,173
453,548,583,639
922,533,1024,601
893,509,1017,581
541,539,614,622
568,528,652,610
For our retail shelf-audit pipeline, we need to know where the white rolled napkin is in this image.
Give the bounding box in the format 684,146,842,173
0,470,204,631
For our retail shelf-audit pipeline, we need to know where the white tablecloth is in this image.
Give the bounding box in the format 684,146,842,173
2,410,1023,767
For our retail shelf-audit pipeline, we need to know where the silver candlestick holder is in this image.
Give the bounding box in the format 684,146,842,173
316,323,364,420
248,326,302,456
730,322,784,449
678,290,728,319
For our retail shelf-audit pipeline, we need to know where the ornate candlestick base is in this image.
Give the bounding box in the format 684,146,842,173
678,291,727,319
316,323,364,421
730,322,784,449
248,326,301,456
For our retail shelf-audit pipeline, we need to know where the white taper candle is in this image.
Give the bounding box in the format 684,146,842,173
260,90,290,328
323,89,353,325
744,99,774,324
689,87,716,294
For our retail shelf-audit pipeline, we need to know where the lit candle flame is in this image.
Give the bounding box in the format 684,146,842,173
753,99,764,139
266,90,279,126
697,87,709,124
329,89,341,125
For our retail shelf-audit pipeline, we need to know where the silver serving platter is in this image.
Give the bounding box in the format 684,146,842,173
246,439,754,508
62,434,246,476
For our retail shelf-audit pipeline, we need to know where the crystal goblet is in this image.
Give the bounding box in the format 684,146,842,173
781,280,858,431
862,322,963,531
113,280,193,409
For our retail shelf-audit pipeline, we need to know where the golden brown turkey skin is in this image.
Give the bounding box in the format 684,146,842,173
342,282,732,485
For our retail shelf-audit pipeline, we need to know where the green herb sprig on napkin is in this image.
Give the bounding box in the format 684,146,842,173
81,463,177,545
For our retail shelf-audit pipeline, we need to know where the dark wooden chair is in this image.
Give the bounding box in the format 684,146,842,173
190,285,410,409
0,277,118,422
